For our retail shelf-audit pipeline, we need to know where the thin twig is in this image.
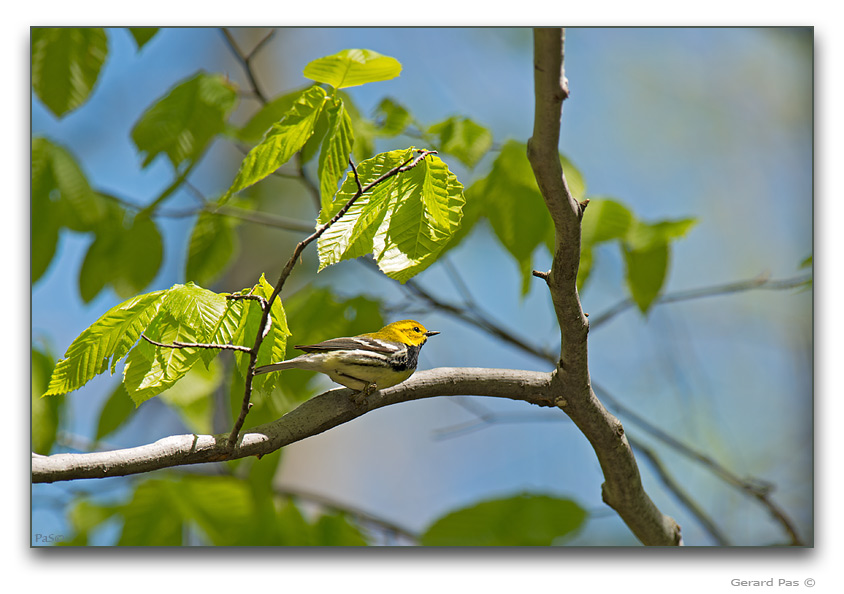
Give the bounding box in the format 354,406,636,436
275,485,419,543
588,273,812,330
631,438,731,546
141,334,253,353
432,397,731,546
220,28,271,104
593,382,804,545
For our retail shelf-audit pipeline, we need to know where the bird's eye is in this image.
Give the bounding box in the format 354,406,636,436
413,326,420,332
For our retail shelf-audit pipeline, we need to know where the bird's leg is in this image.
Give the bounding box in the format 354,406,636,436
351,382,378,405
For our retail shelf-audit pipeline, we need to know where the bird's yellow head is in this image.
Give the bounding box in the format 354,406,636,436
367,320,440,346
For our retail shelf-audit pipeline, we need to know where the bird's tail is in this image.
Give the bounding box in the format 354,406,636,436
254,360,297,375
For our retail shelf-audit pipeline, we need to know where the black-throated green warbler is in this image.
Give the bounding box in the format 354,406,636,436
255,320,439,403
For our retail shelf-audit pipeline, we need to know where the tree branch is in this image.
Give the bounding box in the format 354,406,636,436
526,27,681,546
32,368,553,484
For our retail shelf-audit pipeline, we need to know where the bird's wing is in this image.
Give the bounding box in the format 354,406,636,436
295,336,397,354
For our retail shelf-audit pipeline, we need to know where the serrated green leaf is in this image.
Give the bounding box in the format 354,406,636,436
317,148,465,283
45,290,167,396
32,348,61,454
221,86,327,203
123,310,203,406
161,282,228,335
421,494,587,546
428,116,493,168
372,155,465,282
186,212,238,287
317,97,355,210
237,87,310,142
373,97,412,137
32,27,108,117
199,296,245,368
131,72,238,169
303,49,401,89
127,27,158,50
624,242,669,314
318,148,411,268
95,382,135,441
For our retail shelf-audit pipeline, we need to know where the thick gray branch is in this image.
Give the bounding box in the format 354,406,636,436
526,28,681,546
31,368,553,484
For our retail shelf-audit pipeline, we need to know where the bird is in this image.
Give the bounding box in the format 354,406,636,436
255,319,439,404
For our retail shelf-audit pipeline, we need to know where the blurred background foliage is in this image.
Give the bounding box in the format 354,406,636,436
31,27,811,546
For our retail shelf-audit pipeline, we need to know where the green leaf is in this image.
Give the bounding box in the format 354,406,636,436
32,347,61,454
78,211,163,303
237,87,310,142
118,480,184,545
32,27,108,117
317,97,355,210
127,28,158,50
95,382,135,441
250,275,290,395
45,139,107,233
303,49,401,89
158,359,222,434
623,242,669,314
123,311,203,406
186,211,238,287
373,97,412,137
177,476,253,545
131,72,238,169
31,139,62,283
428,116,493,168
313,513,368,546
317,148,465,283
339,91,377,161
482,141,552,295
560,154,587,202
220,86,327,203
578,198,634,290
199,294,246,368
45,290,167,396
581,198,634,245
625,218,697,251
799,255,812,269
112,214,164,298
421,494,587,546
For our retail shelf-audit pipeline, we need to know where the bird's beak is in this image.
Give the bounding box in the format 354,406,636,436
425,330,440,337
